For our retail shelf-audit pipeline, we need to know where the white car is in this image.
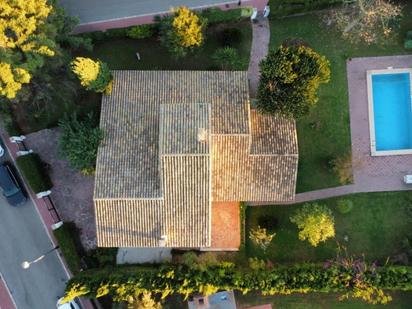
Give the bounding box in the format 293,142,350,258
57,297,80,309
0,144,4,157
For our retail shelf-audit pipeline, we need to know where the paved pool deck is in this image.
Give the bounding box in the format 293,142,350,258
347,55,412,193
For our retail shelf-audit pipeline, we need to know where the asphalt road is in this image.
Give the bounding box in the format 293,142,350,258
0,152,68,308
59,0,237,24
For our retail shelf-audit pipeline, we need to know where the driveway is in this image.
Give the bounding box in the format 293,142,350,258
0,147,68,308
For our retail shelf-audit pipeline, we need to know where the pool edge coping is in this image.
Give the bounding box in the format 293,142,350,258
366,67,412,156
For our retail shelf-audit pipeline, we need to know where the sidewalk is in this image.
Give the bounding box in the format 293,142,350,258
0,130,94,309
0,273,16,309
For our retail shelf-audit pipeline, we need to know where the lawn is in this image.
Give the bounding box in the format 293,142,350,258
236,291,412,309
246,192,412,263
269,3,412,192
81,20,252,71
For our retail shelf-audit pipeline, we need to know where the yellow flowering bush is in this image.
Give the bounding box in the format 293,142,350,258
159,6,206,58
0,62,31,99
71,57,113,94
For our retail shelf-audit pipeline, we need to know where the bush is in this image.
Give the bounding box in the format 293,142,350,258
336,199,354,214
290,203,335,247
217,28,242,47
16,153,52,193
63,263,412,304
126,24,154,39
53,223,82,274
58,112,103,175
332,153,353,185
0,106,21,136
201,7,251,24
159,7,206,58
256,43,330,118
211,47,242,70
71,57,113,94
404,39,412,49
249,226,276,252
83,248,117,268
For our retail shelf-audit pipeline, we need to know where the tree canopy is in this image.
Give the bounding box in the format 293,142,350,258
290,203,335,247
331,0,402,45
256,43,330,118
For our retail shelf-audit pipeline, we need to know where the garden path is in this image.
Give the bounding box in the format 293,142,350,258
247,16,270,98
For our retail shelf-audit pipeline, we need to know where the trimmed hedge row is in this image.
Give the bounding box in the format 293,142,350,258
16,153,52,193
64,263,412,302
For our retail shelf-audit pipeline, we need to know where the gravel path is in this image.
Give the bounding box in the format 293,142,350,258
247,16,270,98
25,129,96,249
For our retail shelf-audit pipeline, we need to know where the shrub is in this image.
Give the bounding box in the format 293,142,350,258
212,47,242,70
53,223,82,274
70,57,113,94
337,199,354,214
0,106,21,136
332,153,353,185
257,43,330,118
181,252,220,271
290,203,335,247
58,112,103,175
217,28,242,47
248,257,266,271
83,248,117,268
404,39,412,49
126,25,154,39
16,153,52,193
249,226,276,252
159,7,206,58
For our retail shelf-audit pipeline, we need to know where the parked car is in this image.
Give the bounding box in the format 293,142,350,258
56,298,80,309
0,163,26,206
0,144,4,157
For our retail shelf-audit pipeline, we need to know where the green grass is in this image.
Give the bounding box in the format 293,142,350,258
246,192,412,263
53,223,82,274
81,21,252,70
236,291,412,309
16,153,52,193
269,5,412,192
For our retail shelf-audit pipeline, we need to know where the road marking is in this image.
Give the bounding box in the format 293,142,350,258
0,273,17,309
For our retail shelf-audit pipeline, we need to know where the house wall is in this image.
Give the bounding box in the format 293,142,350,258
73,0,268,33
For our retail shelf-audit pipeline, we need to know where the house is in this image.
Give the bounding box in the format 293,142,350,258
59,0,268,33
188,291,236,309
94,71,298,249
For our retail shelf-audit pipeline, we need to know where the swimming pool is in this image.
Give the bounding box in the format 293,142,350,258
367,69,412,156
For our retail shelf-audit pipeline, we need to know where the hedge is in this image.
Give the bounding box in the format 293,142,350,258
200,7,253,24
63,263,412,303
16,153,52,193
53,223,82,274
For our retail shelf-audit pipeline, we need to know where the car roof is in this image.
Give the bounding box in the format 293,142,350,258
0,165,16,193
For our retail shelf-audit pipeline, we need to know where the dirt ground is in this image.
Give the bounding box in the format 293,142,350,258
25,128,96,249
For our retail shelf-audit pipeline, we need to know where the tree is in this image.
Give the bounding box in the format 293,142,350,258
290,203,335,247
257,43,330,118
58,113,103,175
159,6,206,58
249,226,276,252
331,0,402,45
71,57,113,94
127,292,162,309
212,47,242,70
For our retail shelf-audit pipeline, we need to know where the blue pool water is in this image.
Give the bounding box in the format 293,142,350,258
372,73,412,151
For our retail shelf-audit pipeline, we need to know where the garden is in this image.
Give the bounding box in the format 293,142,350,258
268,0,412,192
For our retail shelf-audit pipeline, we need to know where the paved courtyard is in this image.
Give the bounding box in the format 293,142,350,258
347,55,412,192
25,129,96,249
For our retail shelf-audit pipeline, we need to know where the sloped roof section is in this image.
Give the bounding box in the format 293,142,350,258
94,71,298,248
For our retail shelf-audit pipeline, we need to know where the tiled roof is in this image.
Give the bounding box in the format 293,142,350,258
94,71,298,248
